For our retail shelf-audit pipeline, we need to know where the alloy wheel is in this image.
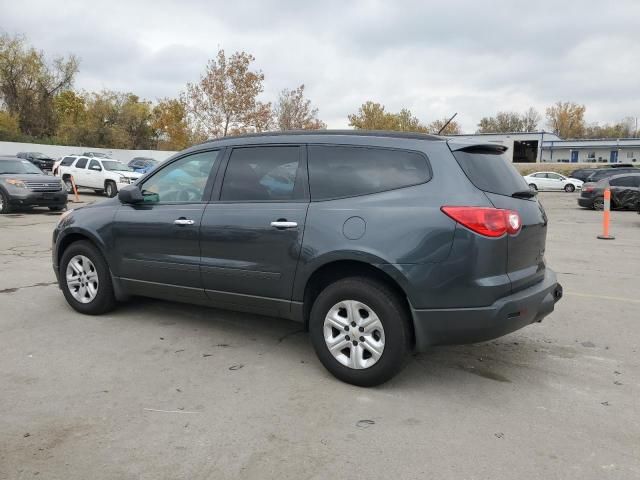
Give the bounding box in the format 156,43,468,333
323,300,385,369
66,255,99,303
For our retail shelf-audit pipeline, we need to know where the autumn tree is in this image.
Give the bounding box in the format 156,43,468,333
396,109,428,132
185,49,271,138
152,98,193,150
0,33,78,138
348,101,400,130
477,108,540,133
0,110,20,140
273,84,325,130
546,101,586,139
583,117,637,139
427,117,462,135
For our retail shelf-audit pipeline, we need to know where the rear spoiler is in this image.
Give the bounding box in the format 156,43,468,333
447,139,508,154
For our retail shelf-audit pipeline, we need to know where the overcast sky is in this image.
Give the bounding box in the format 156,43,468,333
2,0,639,132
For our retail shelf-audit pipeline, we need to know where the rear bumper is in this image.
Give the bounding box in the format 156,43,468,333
8,190,67,207
411,268,562,351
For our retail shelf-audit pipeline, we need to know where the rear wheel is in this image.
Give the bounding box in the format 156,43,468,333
564,184,576,193
105,181,117,198
60,240,116,315
0,190,13,214
309,277,410,387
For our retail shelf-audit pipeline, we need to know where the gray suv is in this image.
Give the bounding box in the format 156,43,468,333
52,131,562,386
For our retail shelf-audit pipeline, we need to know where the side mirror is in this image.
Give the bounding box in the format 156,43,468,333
118,184,144,204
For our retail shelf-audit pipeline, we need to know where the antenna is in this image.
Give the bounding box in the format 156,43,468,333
438,113,458,135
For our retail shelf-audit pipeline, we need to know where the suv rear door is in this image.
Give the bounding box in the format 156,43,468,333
450,143,547,293
199,145,308,317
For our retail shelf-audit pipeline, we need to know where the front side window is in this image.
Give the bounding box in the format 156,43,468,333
547,173,563,180
74,158,88,169
88,160,101,170
141,150,218,203
309,145,430,201
610,176,635,187
220,146,302,201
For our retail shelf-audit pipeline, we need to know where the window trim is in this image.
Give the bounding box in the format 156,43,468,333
212,144,309,204
136,148,223,206
307,143,432,202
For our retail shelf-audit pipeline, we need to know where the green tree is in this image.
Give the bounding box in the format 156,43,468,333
348,101,401,130
546,101,586,139
273,84,326,130
185,49,270,138
477,108,540,133
0,33,78,138
0,110,20,140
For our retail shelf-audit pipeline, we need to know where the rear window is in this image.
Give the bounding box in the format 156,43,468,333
452,149,529,196
308,145,430,201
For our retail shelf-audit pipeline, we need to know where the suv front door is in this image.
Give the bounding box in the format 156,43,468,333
85,159,103,188
200,145,309,317
112,149,221,302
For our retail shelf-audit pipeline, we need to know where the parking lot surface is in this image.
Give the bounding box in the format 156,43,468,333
1,192,639,479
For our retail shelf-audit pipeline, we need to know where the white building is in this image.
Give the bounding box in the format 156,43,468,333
451,132,640,164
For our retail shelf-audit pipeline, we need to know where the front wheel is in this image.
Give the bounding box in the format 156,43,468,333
105,181,117,198
60,240,116,315
0,190,13,214
63,178,74,194
528,183,538,191
309,277,411,387
564,184,576,193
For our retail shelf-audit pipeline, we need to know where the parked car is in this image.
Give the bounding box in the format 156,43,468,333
585,167,638,183
0,156,67,213
52,131,562,386
578,173,640,210
56,156,142,197
569,168,599,182
128,157,158,174
523,172,583,192
16,152,56,173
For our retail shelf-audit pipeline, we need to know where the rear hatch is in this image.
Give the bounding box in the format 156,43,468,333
449,142,548,293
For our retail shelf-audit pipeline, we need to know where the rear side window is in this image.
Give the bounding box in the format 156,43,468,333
308,145,430,201
61,156,75,166
220,146,303,201
610,176,637,187
452,149,528,196
74,158,88,169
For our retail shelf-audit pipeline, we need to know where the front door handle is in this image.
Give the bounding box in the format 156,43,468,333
174,218,195,226
270,221,298,229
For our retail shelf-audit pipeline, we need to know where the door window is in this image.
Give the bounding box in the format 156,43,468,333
140,150,218,203
547,173,563,180
610,176,636,187
74,158,88,169
220,146,302,201
88,160,102,171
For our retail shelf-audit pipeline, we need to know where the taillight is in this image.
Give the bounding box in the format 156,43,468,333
582,186,594,193
441,206,522,238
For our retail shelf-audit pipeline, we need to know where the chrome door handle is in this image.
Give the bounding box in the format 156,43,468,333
270,221,298,229
174,218,195,226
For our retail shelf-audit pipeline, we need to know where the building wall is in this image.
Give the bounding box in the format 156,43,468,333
541,147,638,163
0,141,177,162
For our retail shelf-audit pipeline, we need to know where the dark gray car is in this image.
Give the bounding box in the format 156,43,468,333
52,131,562,386
578,173,640,210
0,156,67,214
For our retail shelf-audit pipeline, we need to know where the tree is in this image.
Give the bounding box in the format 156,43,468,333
185,49,269,138
583,117,637,139
0,33,78,138
273,84,325,130
427,117,462,135
348,101,400,130
396,109,428,132
477,108,540,133
0,110,20,140
546,101,586,138
152,98,193,150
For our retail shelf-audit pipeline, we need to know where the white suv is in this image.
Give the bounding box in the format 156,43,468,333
56,156,143,197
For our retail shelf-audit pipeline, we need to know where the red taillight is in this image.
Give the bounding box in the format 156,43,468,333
441,206,522,237
582,186,594,193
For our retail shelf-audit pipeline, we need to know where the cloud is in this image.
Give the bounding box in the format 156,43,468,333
2,0,639,132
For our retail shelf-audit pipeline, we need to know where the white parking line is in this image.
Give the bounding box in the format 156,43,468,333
564,291,640,304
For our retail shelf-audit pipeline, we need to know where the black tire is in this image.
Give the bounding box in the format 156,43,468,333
49,206,65,211
63,178,74,194
593,197,604,210
528,183,538,191
0,190,13,214
59,240,116,315
105,181,117,198
309,277,411,387
564,184,575,193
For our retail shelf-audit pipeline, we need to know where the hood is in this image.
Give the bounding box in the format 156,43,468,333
0,173,59,182
113,170,143,178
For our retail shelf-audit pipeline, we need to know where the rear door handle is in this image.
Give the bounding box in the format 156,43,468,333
174,218,195,226
270,221,298,229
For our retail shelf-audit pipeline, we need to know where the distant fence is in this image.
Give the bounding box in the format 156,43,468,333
0,141,177,163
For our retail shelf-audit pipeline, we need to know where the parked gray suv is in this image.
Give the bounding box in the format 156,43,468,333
52,131,562,386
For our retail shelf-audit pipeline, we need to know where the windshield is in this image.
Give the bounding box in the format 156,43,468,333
102,160,133,172
0,159,43,174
